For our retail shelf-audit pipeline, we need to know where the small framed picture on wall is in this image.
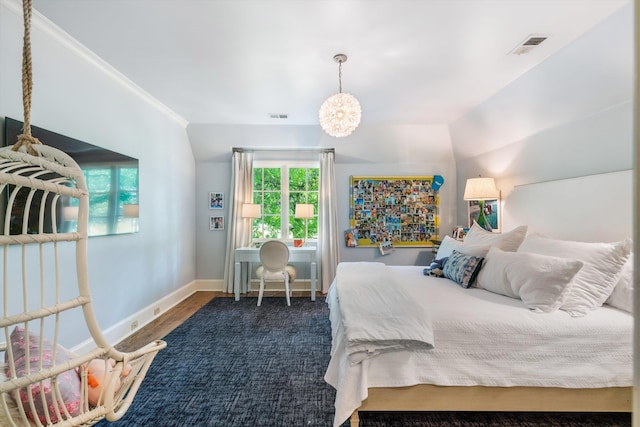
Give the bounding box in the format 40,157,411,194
210,216,224,231
452,227,467,241
209,192,224,209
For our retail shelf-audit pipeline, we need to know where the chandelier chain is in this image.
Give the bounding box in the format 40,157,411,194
338,61,342,93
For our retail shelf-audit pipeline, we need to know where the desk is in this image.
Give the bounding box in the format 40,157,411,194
234,246,317,301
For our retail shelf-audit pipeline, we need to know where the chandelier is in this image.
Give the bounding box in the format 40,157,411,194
319,54,362,138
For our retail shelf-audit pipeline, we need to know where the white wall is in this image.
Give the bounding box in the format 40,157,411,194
189,122,457,281
0,0,197,347
450,3,633,236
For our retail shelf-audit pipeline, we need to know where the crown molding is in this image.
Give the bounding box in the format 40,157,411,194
1,0,189,128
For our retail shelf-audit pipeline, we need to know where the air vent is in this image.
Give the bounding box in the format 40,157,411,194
509,35,548,55
269,113,288,119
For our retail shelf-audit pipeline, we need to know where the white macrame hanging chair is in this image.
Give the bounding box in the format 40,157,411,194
0,1,166,425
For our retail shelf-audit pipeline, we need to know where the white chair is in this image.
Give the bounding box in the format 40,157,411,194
255,240,297,306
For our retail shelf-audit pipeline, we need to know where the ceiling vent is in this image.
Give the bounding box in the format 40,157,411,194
509,35,548,55
269,113,288,119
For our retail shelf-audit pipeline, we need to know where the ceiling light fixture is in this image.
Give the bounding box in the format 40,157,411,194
318,54,362,138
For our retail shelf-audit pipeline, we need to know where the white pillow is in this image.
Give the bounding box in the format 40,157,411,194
518,234,632,317
477,247,583,313
606,254,633,313
435,235,490,259
463,222,528,252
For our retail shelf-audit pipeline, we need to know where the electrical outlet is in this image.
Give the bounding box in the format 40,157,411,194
153,307,160,316
130,320,138,330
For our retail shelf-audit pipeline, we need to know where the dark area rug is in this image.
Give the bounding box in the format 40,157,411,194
96,297,630,427
97,297,335,427
356,411,630,426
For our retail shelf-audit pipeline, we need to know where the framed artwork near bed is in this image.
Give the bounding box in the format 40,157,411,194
349,175,441,247
468,199,500,232
452,227,468,241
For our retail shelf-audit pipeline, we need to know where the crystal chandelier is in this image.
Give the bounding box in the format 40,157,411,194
319,54,362,138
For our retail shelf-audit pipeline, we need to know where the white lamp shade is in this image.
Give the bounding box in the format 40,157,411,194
123,204,140,218
295,204,314,219
463,177,499,200
241,203,261,218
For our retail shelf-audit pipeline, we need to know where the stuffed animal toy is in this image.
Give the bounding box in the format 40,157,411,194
423,257,448,278
85,358,132,406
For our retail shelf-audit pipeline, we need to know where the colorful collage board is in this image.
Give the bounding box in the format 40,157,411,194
348,176,440,247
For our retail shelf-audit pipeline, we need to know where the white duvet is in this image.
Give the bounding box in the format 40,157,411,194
334,262,434,364
324,265,633,427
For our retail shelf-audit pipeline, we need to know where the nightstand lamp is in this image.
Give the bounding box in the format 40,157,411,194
294,203,314,246
242,203,261,247
463,177,499,231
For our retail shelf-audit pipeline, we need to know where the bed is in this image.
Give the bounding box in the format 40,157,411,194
324,243,633,427
325,170,634,427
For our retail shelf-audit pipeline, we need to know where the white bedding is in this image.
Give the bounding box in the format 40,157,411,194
324,265,633,427
334,262,434,364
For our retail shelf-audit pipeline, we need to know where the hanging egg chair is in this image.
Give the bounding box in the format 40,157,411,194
0,1,166,425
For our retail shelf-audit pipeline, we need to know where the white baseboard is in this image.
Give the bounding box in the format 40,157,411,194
72,279,225,354
70,278,314,354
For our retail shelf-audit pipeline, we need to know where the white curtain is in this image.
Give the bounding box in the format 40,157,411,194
223,150,254,294
318,151,339,293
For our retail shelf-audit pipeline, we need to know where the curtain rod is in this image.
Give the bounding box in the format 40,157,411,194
232,147,335,154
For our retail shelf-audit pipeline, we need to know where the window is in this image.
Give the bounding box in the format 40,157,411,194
84,166,139,235
252,162,319,241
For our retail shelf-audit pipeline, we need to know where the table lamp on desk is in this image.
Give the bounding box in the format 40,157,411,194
242,203,261,247
294,203,314,246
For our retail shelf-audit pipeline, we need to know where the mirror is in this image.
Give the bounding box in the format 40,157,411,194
3,117,139,236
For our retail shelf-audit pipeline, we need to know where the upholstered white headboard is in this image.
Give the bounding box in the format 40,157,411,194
501,169,632,243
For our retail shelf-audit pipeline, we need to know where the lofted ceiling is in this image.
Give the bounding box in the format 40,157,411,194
30,0,629,130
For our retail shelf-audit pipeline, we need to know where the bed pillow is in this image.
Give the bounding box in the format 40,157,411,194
477,247,583,312
435,235,490,260
442,250,484,288
517,234,632,316
4,327,81,424
606,255,633,313
463,222,528,252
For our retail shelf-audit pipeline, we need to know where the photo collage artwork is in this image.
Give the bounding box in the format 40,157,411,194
348,176,441,247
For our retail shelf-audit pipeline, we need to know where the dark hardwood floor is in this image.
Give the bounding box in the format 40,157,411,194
115,290,322,352
115,291,221,352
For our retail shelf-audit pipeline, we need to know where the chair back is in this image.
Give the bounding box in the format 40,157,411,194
259,240,290,272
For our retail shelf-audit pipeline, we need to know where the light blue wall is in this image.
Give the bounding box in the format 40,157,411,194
190,123,457,280
2,0,632,314
192,3,634,280
0,2,197,346
450,3,633,229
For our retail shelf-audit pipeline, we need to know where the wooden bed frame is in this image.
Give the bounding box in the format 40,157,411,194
350,385,632,427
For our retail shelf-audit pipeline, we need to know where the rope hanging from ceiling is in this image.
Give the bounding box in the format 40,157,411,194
12,0,42,155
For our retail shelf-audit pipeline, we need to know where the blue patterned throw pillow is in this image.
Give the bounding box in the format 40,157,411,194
443,250,484,288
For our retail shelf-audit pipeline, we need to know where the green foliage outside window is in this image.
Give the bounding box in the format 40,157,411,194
288,167,318,239
253,166,318,240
